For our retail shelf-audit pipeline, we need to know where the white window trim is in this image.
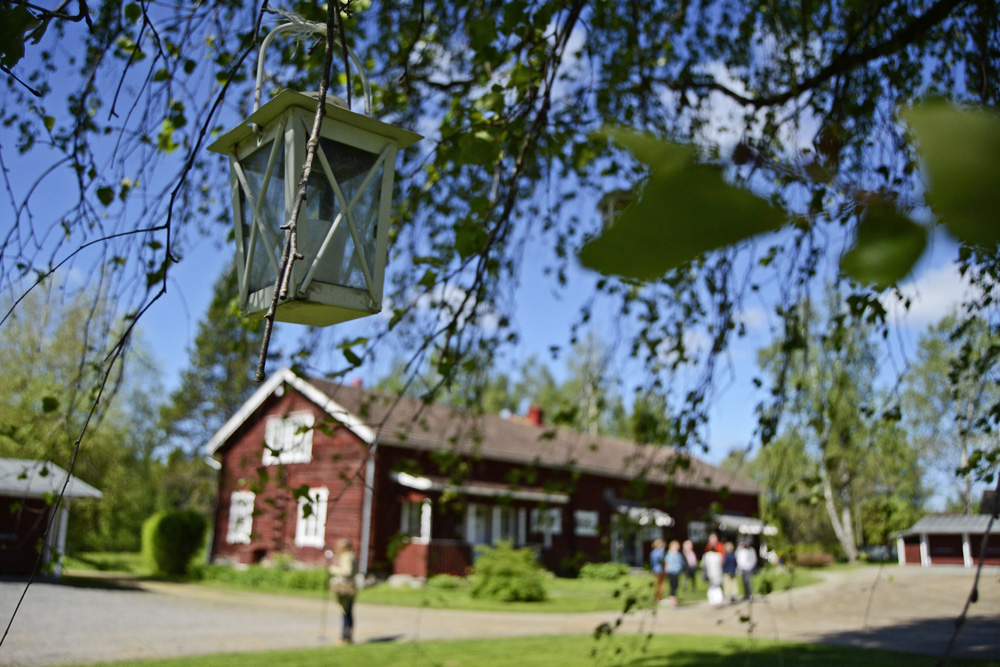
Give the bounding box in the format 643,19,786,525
574,510,600,537
401,499,432,544
227,491,255,545
466,502,491,545
294,487,328,548
492,505,521,545
262,411,314,466
530,507,562,535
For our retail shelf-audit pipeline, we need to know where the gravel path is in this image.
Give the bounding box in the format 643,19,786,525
1,565,998,666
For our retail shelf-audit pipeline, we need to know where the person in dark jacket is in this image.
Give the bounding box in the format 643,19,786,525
722,541,738,602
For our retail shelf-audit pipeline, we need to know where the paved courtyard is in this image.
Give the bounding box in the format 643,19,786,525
1,565,998,665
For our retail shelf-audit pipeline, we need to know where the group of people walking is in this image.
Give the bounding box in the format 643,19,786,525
651,533,757,607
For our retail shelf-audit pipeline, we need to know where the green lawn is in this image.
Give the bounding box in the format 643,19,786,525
357,568,818,613
69,633,1000,667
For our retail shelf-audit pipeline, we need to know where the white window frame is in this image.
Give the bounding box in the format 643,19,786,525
574,510,600,537
262,411,314,466
530,507,562,535
466,502,491,545
226,490,255,544
493,505,520,544
401,499,432,543
294,487,328,548
688,520,708,544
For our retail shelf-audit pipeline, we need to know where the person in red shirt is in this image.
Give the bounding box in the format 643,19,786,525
704,532,726,555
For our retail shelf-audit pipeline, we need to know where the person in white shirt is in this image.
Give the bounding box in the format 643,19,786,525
735,540,758,601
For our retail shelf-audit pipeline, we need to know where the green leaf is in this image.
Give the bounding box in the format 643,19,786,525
841,200,927,289
40,396,59,413
600,127,692,174
455,220,488,260
124,3,142,23
43,116,55,131
153,68,169,82
579,130,785,280
0,5,39,69
96,187,115,206
457,129,499,166
343,348,362,366
903,101,1000,247
157,119,178,153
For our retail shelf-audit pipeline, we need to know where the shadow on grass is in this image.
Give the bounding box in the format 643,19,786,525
807,614,1000,662
609,636,1000,667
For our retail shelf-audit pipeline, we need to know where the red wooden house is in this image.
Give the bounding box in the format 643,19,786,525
206,368,764,577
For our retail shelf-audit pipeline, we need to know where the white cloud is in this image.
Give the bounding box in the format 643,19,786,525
888,261,974,331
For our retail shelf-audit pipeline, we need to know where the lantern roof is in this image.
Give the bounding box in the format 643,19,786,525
207,89,422,155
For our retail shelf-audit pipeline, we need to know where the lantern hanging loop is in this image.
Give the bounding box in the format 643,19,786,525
253,13,372,118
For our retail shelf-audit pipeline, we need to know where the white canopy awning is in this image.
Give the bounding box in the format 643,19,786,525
613,503,674,527
714,513,777,536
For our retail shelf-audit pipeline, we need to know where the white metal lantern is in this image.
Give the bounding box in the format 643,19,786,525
208,23,421,326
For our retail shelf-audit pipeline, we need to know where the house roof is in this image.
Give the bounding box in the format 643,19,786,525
205,368,376,455
895,514,1000,537
206,368,759,495
0,458,102,500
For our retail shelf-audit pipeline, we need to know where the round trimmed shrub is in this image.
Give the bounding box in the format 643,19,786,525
470,541,547,602
142,510,208,576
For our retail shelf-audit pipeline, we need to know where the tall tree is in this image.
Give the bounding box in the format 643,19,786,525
0,285,162,551
903,314,1000,513
757,290,924,560
157,263,278,516
516,335,624,436
159,263,274,451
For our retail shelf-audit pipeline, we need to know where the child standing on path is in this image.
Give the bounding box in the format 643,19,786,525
665,540,684,607
650,539,667,605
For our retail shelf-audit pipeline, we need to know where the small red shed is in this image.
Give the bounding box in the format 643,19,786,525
0,458,102,576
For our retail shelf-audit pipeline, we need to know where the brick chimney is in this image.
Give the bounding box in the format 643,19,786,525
527,404,544,426
352,378,363,388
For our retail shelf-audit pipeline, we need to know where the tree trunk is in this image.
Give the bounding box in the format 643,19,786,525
819,462,858,562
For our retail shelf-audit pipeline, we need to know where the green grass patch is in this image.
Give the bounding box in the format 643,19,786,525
68,633,1000,667
63,552,150,575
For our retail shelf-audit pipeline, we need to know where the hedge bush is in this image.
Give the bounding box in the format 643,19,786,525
579,561,630,581
427,573,466,589
141,510,207,577
470,541,547,602
202,562,328,592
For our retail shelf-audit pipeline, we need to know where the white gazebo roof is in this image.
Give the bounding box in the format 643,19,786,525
0,458,102,500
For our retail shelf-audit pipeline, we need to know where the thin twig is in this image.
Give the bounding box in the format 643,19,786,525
255,8,338,382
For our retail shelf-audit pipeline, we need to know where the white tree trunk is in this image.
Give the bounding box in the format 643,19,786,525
819,461,858,562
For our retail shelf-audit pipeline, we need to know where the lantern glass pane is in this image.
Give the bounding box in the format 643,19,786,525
238,141,287,293
303,138,382,291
